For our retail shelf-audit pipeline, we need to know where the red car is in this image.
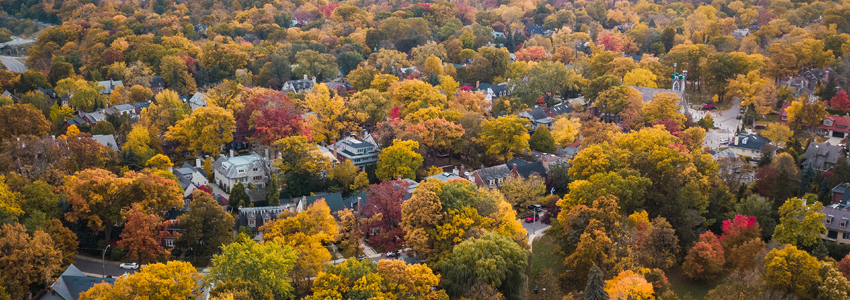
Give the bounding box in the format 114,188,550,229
525,215,540,223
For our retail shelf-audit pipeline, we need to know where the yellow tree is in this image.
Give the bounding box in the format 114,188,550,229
726,71,769,110
0,223,61,299
305,84,363,154
604,270,655,300
642,92,685,126
480,115,530,162
762,123,793,148
551,116,581,147
451,91,491,115
623,68,657,88
160,55,197,95
165,106,236,156
261,200,338,293
387,79,447,117
79,261,201,300
376,140,423,181
206,80,245,114
141,89,190,134
408,118,465,164
272,135,331,176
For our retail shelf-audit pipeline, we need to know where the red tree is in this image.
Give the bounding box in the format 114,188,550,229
253,108,305,145
117,204,171,263
719,215,761,252
597,34,623,52
831,90,850,112
682,231,725,281
755,166,778,196
515,46,548,62
838,254,850,280
236,92,300,144
363,180,410,251
652,118,682,137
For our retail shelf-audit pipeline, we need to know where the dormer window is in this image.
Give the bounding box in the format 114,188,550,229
263,215,270,224
498,177,503,184
841,218,848,227
828,215,835,224
489,179,495,185
248,218,256,228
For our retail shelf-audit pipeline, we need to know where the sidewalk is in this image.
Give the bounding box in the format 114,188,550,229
527,225,551,252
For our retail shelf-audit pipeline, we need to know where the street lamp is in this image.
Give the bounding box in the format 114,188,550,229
102,244,110,278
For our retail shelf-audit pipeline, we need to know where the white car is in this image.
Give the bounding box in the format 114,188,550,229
719,138,728,144
119,262,139,270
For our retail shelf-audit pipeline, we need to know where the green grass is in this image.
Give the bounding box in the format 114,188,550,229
526,233,567,298
666,266,725,299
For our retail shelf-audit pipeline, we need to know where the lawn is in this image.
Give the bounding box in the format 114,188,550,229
665,266,725,299
526,233,567,299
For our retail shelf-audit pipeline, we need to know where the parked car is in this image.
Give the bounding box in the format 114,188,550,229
736,115,742,119
719,138,728,144
386,251,398,258
119,263,139,270
525,215,540,223
740,109,745,113
526,204,543,211
702,104,716,110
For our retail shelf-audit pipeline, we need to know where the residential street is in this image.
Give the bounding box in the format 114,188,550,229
0,56,27,73
74,254,138,278
687,100,742,150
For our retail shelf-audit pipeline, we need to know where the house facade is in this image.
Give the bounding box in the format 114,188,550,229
212,153,270,191
822,203,850,245
726,133,772,158
188,92,207,112
332,135,380,170
468,164,511,188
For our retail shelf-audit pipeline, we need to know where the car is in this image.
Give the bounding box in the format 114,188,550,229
356,254,367,260
719,138,728,144
526,204,543,211
740,109,745,114
525,215,540,223
386,251,398,258
119,263,139,270
736,115,742,120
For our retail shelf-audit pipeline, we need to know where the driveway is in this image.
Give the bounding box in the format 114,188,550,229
688,100,742,150
0,56,27,72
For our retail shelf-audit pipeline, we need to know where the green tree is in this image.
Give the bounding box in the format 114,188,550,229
177,190,234,258
376,140,423,181
772,197,826,247
268,174,280,206
529,126,557,154
206,238,297,299
583,264,609,300
229,182,250,208
441,232,528,300
293,50,339,83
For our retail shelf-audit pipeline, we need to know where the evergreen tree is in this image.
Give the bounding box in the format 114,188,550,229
758,145,775,167
820,177,831,204
801,165,816,194
268,174,280,206
121,148,141,171
769,170,794,210
813,239,829,260
583,264,609,300
229,182,250,208
820,77,838,101
529,126,557,154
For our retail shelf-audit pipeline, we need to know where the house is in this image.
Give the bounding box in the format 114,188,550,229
234,205,292,235
324,81,353,94
80,111,106,125
37,87,58,99
779,103,850,138
97,80,123,95
492,31,506,39
476,82,511,102
512,161,547,179
282,75,316,93
188,92,207,112
530,151,569,172
39,264,115,300
519,107,554,129
103,104,137,118
149,76,165,94
726,133,772,158
426,166,465,182
159,211,184,248
714,149,755,185
548,103,573,116
174,161,210,199
803,142,843,171
63,116,86,130
468,164,511,188
821,202,850,245
732,28,750,40
91,134,119,152
212,152,271,192
332,134,381,170
1,90,13,100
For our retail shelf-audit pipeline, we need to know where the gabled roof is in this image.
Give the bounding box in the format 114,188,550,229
823,205,850,233
803,142,842,169
475,164,511,181
188,92,206,105
549,103,573,116
149,76,164,87
48,264,115,300
212,154,268,179
513,161,547,178
729,133,771,151
505,157,530,167
91,135,119,151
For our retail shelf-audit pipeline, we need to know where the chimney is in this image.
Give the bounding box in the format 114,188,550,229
452,167,459,176
397,174,402,180
460,165,466,176
312,76,317,85
476,81,480,88
734,135,739,146
356,196,362,211
230,149,234,158
265,148,270,159
512,163,517,173
196,158,202,168
303,74,308,81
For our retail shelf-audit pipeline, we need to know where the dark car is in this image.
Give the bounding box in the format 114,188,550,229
526,204,543,211
736,115,742,119
740,109,745,114
386,251,398,258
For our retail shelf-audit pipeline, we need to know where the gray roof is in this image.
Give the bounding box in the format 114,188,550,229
234,205,290,230
426,172,462,182
282,79,314,93
1,90,11,98
91,135,119,151
550,103,573,115
46,264,115,300
628,86,683,103
513,161,547,178
212,154,267,179
803,142,842,169
823,205,850,233
526,107,550,121
96,80,123,94
150,76,164,87
188,92,206,105
729,133,771,151
475,164,511,181
289,193,347,217
506,157,530,167
713,149,738,160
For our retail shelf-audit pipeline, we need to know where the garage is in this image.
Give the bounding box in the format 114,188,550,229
833,131,846,138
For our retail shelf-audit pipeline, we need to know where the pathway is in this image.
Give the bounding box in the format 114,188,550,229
0,56,27,72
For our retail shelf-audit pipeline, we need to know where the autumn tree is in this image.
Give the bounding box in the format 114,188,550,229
763,245,821,298
0,104,50,140
551,116,580,147
409,118,465,164
64,169,132,240
376,140,423,181
761,123,792,148
683,231,725,281
141,89,190,134
831,90,850,113
605,270,655,300
350,89,392,125
165,105,236,156
307,258,446,300
786,98,829,131
0,223,61,299
176,190,234,258
207,238,297,299
480,116,530,162
500,175,545,208
160,55,197,95
305,84,363,152
293,50,339,82
773,197,826,247
387,79,447,117
272,135,330,176
642,92,684,126
117,203,170,263
623,68,658,88
363,180,409,251
79,261,201,300
441,232,528,300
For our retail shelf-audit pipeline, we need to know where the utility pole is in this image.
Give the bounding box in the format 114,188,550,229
102,244,110,278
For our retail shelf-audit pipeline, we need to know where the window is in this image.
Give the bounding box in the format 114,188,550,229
248,218,256,228
844,233,850,240
253,168,258,172
829,230,839,239
489,179,495,185
498,178,503,184
841,218,848,227
238,169,245,173
253,176,263,181
828,215,834,224
165,239,174,247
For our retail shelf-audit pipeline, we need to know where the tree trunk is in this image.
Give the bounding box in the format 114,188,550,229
104,221,114,244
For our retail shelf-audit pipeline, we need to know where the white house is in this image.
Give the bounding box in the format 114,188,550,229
212,152,271,191
188,92,207,112
332,134,380,171
174,160,210,198
476,82,511,102
97,80,123,95
282,75,316,93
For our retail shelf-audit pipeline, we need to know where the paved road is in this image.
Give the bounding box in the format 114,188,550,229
688,100,741,150
0,56,27,72
74,254,138,278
